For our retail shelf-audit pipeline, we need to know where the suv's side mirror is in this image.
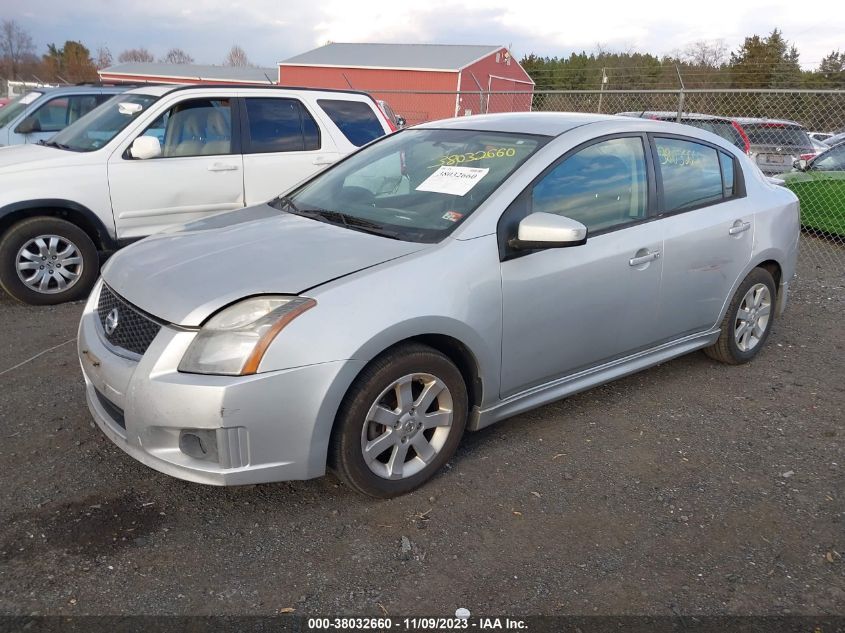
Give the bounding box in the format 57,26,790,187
793,158,809,171
396,116,407,128
130,136,162,160
15,116,41,135
509,212,588,250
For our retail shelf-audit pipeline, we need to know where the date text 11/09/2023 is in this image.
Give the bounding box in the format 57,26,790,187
306,617,528,631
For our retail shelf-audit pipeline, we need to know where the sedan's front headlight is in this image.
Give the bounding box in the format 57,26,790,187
178,296,316,376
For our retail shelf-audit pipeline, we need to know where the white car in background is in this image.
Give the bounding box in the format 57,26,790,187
0,85,393,304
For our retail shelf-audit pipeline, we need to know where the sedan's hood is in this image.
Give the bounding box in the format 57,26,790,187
102,205,427,326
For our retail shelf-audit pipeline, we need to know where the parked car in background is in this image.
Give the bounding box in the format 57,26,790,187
0,84,129,146
809,131,833,144
77,112,799,497
616,111,750,154
733,117,815,175
822,131,845,148
0,98,9,108
0,85,393,305
782,142,845,236
376,99,406,129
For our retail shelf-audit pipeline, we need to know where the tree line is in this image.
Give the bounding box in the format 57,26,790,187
0,19,254,84
520,30,844,90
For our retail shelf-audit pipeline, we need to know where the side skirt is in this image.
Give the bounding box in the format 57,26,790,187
469,329,720,431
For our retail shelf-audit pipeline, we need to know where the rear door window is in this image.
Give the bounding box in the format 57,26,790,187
317,99,385,147
655,137,724,211
244,97,320,153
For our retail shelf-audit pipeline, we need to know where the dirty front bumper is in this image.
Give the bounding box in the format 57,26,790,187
77,282,363,485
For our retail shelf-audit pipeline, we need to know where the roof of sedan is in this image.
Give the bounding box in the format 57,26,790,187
417,112,640,136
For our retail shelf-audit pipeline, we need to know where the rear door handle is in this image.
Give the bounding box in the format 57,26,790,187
729,221,751,235
629,251,660,266
312,156,336,166
208,163,239,172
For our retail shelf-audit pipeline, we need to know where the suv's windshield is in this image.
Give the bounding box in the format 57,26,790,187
0,91,43,128
49,93,158,152
277,128,547,243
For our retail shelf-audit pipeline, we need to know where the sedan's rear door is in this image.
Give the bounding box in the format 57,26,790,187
651,136,754,340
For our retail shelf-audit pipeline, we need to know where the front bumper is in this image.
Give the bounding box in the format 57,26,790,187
78,285,364,485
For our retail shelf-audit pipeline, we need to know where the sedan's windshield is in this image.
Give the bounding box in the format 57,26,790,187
0,91,43,128
49,93,158,152
278,128,547,242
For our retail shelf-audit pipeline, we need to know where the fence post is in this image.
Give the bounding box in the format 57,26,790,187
675,65,685,122
597,68,607,113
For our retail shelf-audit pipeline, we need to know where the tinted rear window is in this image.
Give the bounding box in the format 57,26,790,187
244,98,320,153
317,99,385,147
743,124,812,148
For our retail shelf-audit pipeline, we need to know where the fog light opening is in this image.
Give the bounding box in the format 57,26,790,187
179,429,219,462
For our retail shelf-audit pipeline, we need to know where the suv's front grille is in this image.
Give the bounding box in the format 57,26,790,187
96,285,162,357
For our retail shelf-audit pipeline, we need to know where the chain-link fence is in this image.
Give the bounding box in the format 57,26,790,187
374,88,845,277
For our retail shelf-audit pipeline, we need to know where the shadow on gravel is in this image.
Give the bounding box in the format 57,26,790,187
0,492,165,562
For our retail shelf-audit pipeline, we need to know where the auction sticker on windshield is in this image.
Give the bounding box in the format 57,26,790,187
416,166,490,196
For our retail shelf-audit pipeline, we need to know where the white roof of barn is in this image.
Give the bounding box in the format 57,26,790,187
280,43,507,72
99,63,277,84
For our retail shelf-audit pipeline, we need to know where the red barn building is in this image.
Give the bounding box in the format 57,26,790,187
278,43,534,125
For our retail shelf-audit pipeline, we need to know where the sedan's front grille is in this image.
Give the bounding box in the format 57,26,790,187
96,284,162,357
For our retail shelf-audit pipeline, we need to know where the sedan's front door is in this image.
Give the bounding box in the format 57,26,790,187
499,136,663,398
108,97,245,239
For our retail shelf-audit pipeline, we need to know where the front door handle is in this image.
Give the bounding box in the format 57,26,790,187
629,251,660,266
208,163,239,172
312,157,336,166
729,221,751,235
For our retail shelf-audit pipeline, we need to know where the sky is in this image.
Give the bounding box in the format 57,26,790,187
3,0,844,70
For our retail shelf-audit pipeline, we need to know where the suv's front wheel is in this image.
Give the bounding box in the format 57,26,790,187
0,217,99,305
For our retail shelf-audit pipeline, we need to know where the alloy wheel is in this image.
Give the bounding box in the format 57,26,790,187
360,373,454,480
734,282,772,352
15,234,84,294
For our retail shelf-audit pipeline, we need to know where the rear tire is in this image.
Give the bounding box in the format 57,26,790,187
329,343,468,498
704,267,776,365
0,217,99,305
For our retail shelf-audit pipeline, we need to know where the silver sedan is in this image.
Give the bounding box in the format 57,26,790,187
78,113,800,497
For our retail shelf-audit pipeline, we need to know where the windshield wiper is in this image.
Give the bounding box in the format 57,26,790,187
277,202,403,240
38,140,72,150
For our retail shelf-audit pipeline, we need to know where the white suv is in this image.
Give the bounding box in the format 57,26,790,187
0,84,393,304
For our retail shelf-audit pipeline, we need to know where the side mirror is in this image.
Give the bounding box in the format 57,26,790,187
129,136,162,160
793,158,809,171
396,116,407,128
15,116,41,134
509,212,587,250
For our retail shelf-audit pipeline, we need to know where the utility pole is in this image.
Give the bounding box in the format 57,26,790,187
597,67,608,113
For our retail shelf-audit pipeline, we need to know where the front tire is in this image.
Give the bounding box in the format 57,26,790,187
704,267,776,365
329,343,468,498
0,217,99,305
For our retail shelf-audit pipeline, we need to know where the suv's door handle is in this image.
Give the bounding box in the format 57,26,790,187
207,163,239,172
312,157,336,166
729,221,751,235
629,251,660,266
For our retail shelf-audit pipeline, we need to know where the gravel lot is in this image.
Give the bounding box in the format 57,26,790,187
0,242,843,617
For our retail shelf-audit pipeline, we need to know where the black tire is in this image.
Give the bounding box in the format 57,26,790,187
329,343,468,498
0,217,99,305
704,267,777,365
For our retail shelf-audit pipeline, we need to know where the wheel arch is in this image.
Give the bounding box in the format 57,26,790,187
715,255,785,327
0,199,117,251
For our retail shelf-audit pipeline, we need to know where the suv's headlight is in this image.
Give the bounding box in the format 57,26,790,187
178,296,315,376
